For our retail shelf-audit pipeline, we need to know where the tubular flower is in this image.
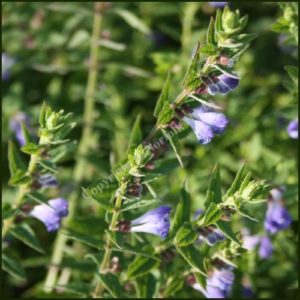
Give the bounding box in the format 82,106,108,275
194,210,226,246
183,106,228,144
264,201,292,234
242,234,273,259
207,73,240,95
130,206,171,239
9,112,31,146
192,268,234,298
29,198,68,232
38,174,58,188
287,119,298,139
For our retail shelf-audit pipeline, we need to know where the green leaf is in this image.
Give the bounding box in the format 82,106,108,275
26,192,49,206
121,199,158,212
127,256,159,279
225,163,247,197
198,203,222,227
82,187,115,212
21,143,40,155
154,71,171,117
127,114,142,153
114,8,151,35
38,160,58,174
9,223,45,254
63,229,105,249
206,17,216,46
135,273,156,298
237,205,259,222
111,243,159,260
21,122,34,145
171,181,191,236
175,223,198,247
2,253,26,281
96,272,124,298
157,102,174,125
215,8,223,35
8,141,27,180
216,220,240,244
57,282,90,297
9,171,31,186
162,129,184,168
39,102,48,128
164,275,184,297
2,203,20,220
204,164,222,208
183,42,201,89
194,272,207,290
175,244,206,276
284,65,298,84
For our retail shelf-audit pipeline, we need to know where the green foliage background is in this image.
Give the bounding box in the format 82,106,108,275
2,2,298,298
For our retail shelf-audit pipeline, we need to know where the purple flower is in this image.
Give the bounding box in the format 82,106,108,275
242,285,254,298
38,174,58,188
130,206,171,239
193,268,234,298
193,210,226,246
269,187,285,202
29,198,68,232
207,73,240,95
183,106,228,144
242,232,273,259
258,236,273,259
287,119,298,139
208,2,227,8
264,201,292,234
2,53,15,80
9,112,31,146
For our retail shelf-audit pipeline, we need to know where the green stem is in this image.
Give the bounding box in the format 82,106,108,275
92,184,125,298
43,2,105,293
2,153,38,238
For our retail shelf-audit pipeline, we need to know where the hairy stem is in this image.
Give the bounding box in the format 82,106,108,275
43,2,105,292
2,153,38,238
92,184,125,298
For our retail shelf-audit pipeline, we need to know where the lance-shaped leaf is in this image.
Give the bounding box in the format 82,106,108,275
171,181,191,236
157,102,174,125
204,164,222,208
197,203,222,227
175,223,198,247
127,256,159,279
161,129,184,168
164,275,184,297
121,199,158,212
176,244,206,276
8,141,30,186
26,192,50,206
21,143,40,155
57,282,90,297
127,114,142,153
216,220,240,244
225,163,247,197
82,187,115,212
207,17,217,46
96,272,125,298
183,42,201,90
9,223,45,254
63,229,105,249
135,273,156,298
2,253,26,281
154,71,171,118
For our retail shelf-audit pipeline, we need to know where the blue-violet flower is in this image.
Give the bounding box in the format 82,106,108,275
29,198,68,232
287,119,298,139
207,73,240,95
130,205,171,239
9,112,31,146
2,53,15,80
183,106,228,144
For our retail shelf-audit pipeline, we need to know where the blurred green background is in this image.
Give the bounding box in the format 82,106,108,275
2,2,298,298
